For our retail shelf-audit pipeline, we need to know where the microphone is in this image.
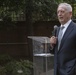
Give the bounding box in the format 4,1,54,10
52,25,58,36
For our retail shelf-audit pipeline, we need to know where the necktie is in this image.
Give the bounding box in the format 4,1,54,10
58,26,64,50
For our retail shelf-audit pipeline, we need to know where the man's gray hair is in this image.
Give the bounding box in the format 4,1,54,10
58,3,72,12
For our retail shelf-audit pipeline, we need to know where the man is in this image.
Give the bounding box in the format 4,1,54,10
50,3,76,75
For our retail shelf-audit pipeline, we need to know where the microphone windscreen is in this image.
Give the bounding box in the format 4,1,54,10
54,25,58,30
52,25,58,36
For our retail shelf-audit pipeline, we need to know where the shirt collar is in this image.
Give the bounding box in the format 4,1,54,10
61,19,72,28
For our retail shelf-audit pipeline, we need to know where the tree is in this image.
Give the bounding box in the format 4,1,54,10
0,0,26,21
32,0,58,21
0,0,76,22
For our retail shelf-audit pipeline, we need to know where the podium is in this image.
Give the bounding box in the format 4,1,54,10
28,36,54,75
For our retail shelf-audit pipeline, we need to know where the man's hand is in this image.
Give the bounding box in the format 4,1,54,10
50,36,57,49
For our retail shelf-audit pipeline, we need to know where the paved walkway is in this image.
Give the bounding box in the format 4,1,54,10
40,69,54,75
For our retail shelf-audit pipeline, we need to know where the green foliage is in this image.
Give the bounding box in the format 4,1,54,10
0,54,13,65
0,0,58,21
0,66,6,75
0,0,76,22
32,0,58,21
0,54,33,75
5,60,33,75
0,0,25,21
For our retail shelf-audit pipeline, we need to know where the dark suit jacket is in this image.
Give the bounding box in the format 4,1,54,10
51,21,76,75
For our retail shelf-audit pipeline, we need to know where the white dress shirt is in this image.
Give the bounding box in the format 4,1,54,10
60,19,72,37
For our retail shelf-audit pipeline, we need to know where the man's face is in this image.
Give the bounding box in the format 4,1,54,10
57,6,72,25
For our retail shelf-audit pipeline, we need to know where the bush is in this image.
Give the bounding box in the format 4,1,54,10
5,60,33,75
0,54,33,75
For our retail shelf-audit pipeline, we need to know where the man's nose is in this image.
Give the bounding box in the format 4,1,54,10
58,12,61,16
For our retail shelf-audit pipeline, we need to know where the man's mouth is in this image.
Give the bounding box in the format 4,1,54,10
59,16,63,18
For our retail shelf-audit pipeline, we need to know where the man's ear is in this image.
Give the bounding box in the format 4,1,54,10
70,12,72,17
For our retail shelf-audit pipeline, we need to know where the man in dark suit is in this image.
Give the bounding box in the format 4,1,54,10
50,3,76,75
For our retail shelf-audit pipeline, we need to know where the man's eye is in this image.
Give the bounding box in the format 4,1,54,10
61,11,64,13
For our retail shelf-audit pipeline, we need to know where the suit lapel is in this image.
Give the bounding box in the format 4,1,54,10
59,21,74,51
